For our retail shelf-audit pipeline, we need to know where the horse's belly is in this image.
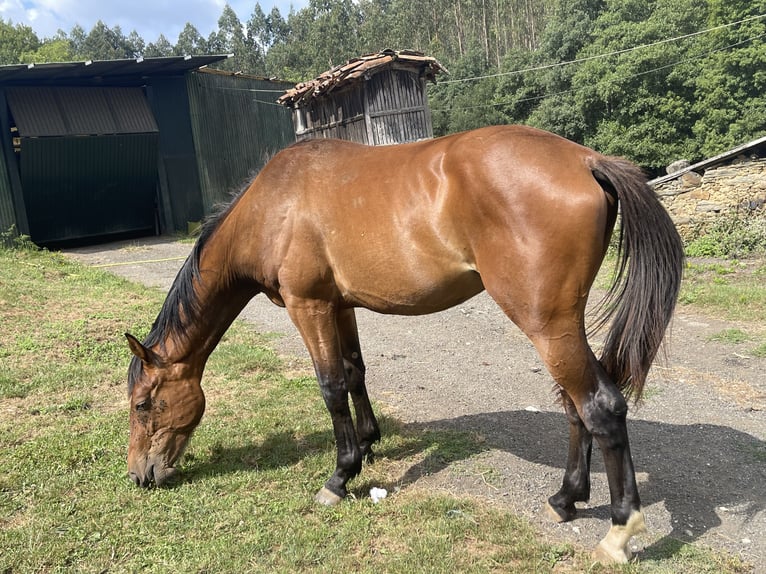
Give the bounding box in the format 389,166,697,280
338,265,484,315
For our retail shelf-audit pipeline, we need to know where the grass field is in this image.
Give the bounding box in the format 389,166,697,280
0,245,754,573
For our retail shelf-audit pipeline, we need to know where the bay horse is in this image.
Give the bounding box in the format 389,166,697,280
126,125,684,563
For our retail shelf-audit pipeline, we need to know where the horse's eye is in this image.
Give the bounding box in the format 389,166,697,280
135,399,151,412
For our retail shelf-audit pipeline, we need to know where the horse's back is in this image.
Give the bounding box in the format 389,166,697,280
237,126,613,315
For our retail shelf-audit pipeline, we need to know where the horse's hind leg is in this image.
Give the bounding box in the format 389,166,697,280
546,391,593,523
585,359,647,562
536,333,646,563
336,309,381,461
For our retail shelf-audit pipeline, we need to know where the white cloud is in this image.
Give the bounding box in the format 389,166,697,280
1,0,306,43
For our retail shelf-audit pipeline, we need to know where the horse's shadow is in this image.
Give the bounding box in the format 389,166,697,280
397,410,765,558
182,410,765,560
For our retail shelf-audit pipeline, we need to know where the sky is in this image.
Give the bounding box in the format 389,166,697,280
0,0,308,44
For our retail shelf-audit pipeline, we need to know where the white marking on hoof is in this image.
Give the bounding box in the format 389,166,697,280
593,509,647,564
315,486,343,506
544,502,567,523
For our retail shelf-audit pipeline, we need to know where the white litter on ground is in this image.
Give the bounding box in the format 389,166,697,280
370,487,388,503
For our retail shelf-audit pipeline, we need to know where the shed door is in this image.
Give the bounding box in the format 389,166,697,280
7,87,160,244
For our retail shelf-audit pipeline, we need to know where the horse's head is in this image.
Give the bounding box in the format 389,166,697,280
125,333,205,487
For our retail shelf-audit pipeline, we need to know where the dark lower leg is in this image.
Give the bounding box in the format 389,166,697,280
547,393,593,522
593,426,646,562
317,369,362,500
595,420,641,526
585,372,646,562
345,358,381,461
586,373,642,525
336,309,380,461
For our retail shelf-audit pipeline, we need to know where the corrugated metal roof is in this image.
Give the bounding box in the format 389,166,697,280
0,55,231,87
7,86,158,136
278,50,446,108
7,88,67,135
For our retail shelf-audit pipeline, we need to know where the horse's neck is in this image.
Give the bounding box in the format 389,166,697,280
167,231,258,366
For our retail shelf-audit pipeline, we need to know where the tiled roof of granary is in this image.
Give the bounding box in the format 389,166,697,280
277,49,446,108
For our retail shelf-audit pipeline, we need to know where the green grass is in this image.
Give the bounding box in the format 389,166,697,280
596,255,766,357
679,260,766,323
0,246,752,573
708,329,751,345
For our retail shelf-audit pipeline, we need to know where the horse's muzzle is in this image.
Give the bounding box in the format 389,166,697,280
128,459,177,488
128,467,154,488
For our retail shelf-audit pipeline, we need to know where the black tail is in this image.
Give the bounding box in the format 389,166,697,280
590,157,685,401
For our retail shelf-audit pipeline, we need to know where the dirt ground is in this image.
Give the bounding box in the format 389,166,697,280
66,237,765,571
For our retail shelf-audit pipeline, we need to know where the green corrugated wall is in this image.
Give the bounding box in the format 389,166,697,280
186,71,295,214
0,71,296,243
0,89,24,238
0,148,15,236
147,76,204,233
21,135,159,244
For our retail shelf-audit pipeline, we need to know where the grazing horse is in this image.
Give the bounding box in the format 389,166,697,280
126,125,684,563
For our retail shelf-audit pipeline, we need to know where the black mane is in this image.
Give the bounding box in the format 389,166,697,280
127,185,249,396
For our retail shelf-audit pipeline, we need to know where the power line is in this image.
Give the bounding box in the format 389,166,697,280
438,12,766,85
431,31,766,113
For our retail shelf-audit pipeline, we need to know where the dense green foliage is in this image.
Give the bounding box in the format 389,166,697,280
1,0,764,171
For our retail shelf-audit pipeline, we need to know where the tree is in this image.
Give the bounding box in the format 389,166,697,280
305,0,363,71
67,25,87,59
264,0,364,80
20,39,74,63
144,34,173,57
126,31,145,57
571,0,704,169
523,0,604,141
430,46,504,135
79,21,136,60
208,4,257,73
245,4,276,75
0,19,41,64
691,0,766,156
175,23,208,56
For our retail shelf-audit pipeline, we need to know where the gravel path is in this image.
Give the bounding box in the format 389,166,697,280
66,237,765,571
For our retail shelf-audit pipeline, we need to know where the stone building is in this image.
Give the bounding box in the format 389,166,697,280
650,136,766,238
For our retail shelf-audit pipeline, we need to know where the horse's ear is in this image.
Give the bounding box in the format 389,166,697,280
125,333,158,366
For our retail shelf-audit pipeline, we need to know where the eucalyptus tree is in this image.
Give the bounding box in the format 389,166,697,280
690,0,766,156
175,23,208,56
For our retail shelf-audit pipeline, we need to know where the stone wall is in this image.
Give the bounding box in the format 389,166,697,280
653,157,766,238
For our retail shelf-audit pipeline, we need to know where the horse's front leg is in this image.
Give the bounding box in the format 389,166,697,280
337,309,381,462
546,391,593,523
286,300,363,506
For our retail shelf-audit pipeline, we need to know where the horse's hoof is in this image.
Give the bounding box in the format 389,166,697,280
592,509,646,564
592,541,631,564
315,486,343,506
545,501,574,523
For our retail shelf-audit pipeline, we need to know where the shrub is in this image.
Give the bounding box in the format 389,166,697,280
684,212,766,258
0,225,37,251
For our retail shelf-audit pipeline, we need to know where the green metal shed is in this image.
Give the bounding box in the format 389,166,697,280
6,86,160,244
0,56,295,246
187,68,296,214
